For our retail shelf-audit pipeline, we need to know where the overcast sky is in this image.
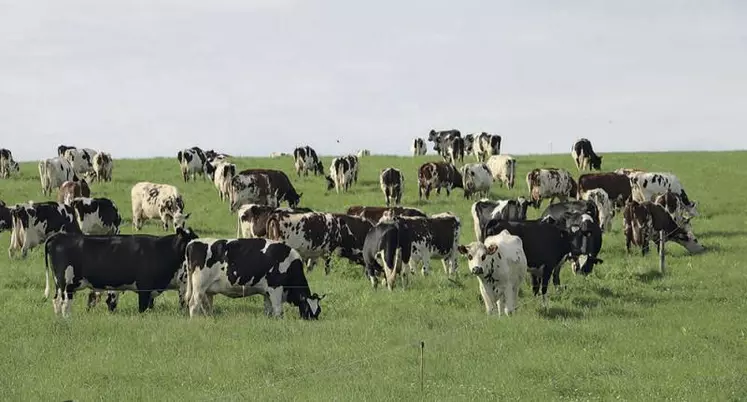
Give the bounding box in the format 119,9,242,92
1,0,746,161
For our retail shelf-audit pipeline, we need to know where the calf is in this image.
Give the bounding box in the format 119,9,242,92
526,168,577,209
571,138,602,171
70,197,122,235
473,132,501,162
630,172,698,217
362,218,412,290
398,213,461,276
345,206,426,224
578,172,632,210
458,231,528,315
210,160,236,202
45,227,198,317
0,200,11,232
236,204,312,238
8,201,79,259
57,179,91,205
63,148,97,178
92,152,113,182
177,147,213,182
293,146,324,177
131,182,191,231
326,156,354,194
411,137,427,156
379,167,404,206
461,163,493,199
230,169,302,211
582,188,614,232
417,161,463,200
623,199,704,256
38,156,75,196
0,148,20,178
184,238,324,319
471,198,532,241
486,154,516,189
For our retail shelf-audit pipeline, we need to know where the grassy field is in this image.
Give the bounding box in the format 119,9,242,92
1,151,746,401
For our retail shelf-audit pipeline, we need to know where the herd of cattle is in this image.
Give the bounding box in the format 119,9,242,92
0,133,705,320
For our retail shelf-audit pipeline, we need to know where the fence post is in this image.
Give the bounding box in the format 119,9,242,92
420,341,425,393
659,230,666,274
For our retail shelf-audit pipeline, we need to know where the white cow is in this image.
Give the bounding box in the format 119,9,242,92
458,230,528,315
38,157,75,196
461,163,493,199
211,160,236,202
582,188,614,232
63,148,97,178
131,182,190,231
92,152,113,182
486,155,516,189
630,172,698,216
526,168,577,209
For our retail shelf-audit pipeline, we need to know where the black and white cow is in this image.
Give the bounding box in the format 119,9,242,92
427,129,461,155
45,227,198,317
177,147,214,182
470,197,531,241
345,205,426,224
526,167,577,209
630,172,698,217
236,204,313,238
446,136,465,164
326,156,355,193
183,237,324,319
131,182,190,231
461,163,493,199
571,138,602,171
540,202,604,275
293,146,324,177
473,132,501,162
8,201,79,259
417,161,463,200
362,218,412,290
623,199,704,256
63,148,97,178
92,152,113,182
379,167,404,206
396,213,461,276
581,188,615,232
0,148,20,179
57,145,76,157
38,156,75,196
0,200,12,233
230,169,302,211
463,134,475,155
70,197,122,235
411,138,427,156
209,159,236,203
486,155,516,189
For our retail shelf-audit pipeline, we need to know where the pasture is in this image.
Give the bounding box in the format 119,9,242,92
1,151,746,401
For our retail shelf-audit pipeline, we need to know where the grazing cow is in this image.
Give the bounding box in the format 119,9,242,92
91,152,113,182
571,138,602,171
0,200,11,232
57,145,76,157
526,168,577,209
357,149,370,157
210,160,236,202
461,163,493,199
131,182,190,231
57,179,91,205
397,213,461,276
63,148,97,178
428,129,461,155
0,148,20,178
379,168,404,206
345,206,426,224
293,146,324,177
471,197,531,241
230,169,302,211
326,156,354,194
581,188,614,232
183,238,324,319
46,227,198,316
236,204,313,238
417,161,463,200
473,132,501,162
70,197,122,235
8,201,79,259
624,199,704,256
578,172,632,210
362,218,412,290
485,155,516,189
458,231,528,315
446,136,465,164
654,190,688,228
177,147,214,182
629,172,698,217
411,138,427,156
38,157,75,196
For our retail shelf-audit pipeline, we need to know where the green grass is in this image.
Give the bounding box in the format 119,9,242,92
1,151,746,401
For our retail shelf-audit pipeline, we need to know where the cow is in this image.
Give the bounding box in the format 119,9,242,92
473,132,501,162
0,148,20,178
236,204,313,238
45,227,198,317
38,156,75,196
230,168,302,211
396,213,461,276
0,200,11,233
183,237,324,319
204,150,231,163
461,163,493,199
177,147,214,182
526,168,577,209
357,149,370,157
345,154,359,184
269,152,290,158
540,201,604,275
417,161,463,200
458,230,528,316
326,156,354,194
411,138,427,156
463,134,475,155
293,146,324,177
629,172,698,217
485,155,516,189
427,129,461,155
571,138,602,171
577,172,632,210
209,160,236,202
131,182,190,231
379,168,404,206
57,179,91,206
8,201,79,259
345,206,426,224
70,197,121,235
471,197,531,241
654,190,689,228
581,188,614,232
57,145,76,157
362,218,412,290
63,148,97,178
623,199,704,256
446,136,465,164
614,168,646,179
91,152,113,182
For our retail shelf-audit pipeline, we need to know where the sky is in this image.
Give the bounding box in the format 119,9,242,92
1,0,746,161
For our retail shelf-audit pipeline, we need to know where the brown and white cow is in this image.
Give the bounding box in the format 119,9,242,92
623,199,703,256
577,172,632,210
39,157,76,196
230,169,302,211
57,179,91,206
236,204,313,239
629,172,698,217
0,148,20,179
526,168,577,209
654,190,690,229
8,201,80,259
92,152,113,182
397,213,461,276
486,154,516,189
131,182,190,231
417,161,463,200
345,206,426,224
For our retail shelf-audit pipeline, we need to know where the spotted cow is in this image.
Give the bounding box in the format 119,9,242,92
38,156,76,196
0,148,19,178
396,213,461,276
417,161,463,200
230,169,302,211
8,201,79,259
345,205,426,224
70,197,122,235
293,146,324,177
92,152,113,182
470,197,531,241
461,163,493,199
473,132,501,162
485,154,516,189
526,168,577,209
131,182,190,231
411,138,427,156
236,204,313,239
571,138,602,171
177,147,213,182
630,172,698,217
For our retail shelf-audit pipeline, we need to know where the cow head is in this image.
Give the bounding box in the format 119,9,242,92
298,293,325,320
313,161,324,175
516,197,531,219
427,129,438,142
172,212,191,230
8,160,19,175
458,242,499,276
324,176,335,191
589,155,603,170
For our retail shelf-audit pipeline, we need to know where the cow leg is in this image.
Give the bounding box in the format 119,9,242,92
106,292,119,312
86,291,100,310
425,185,432,199
552,260,564,290
44,268,51,299
52,288,63,316
263,293,275,315
421,257,431,276
268,287,284,318
137,291,152,313
478,282,495,315
323,256,332,275
61,287,74,318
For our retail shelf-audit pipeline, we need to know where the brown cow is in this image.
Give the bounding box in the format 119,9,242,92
57,179,91,205
418,162,463,200
346,206,426,224
623,198,703,256
578,173,631,210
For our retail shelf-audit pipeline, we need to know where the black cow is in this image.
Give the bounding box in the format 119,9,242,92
572,138,602,171
428,129,461,156
45,227,199,317
447,136,465,164
379,167,404,206
363,220,412,290
540,202,604,275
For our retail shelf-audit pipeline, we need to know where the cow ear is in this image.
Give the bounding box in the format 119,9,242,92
183,213,191,220
457,245,468,255
486,245,498,255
